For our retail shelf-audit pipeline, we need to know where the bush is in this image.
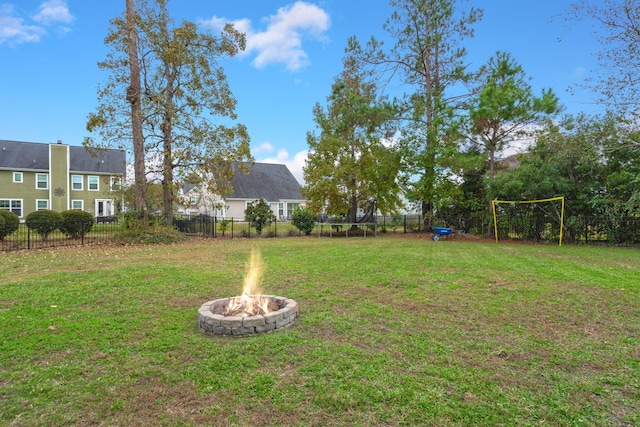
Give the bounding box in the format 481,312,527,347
59,210,95,238
0,210,20,240
291,207,317,235
25,210,62,240
114,223,185,245
245,199,275,235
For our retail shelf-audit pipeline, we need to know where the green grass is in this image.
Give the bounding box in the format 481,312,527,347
1,236,639,426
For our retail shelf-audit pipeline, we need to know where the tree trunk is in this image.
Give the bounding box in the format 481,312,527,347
162,119,174,226
125,0,147,219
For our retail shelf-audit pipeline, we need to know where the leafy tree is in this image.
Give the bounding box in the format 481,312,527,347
25,210,62,241
86,0,251,226
245,199,275,235
125,0,147,216
597,115,640,217
437,145,487,219
0,210,20,240
489,114,611,241
303,39,401,223
566,0,640,114
360,0,483,226
291,207,317,235
123,182,164,213
469,51,561,178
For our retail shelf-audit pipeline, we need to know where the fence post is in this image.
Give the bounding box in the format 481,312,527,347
81,221,84,245
28,225,31,250
403,215,407,234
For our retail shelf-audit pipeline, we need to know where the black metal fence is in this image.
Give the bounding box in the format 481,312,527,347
0,221,120,252
172,216,307,238
2,214,639,253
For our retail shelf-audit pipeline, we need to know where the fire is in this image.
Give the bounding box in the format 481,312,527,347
224,247,271,316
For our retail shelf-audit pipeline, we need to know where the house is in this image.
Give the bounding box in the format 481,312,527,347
177,162,306,220
0,139,126,219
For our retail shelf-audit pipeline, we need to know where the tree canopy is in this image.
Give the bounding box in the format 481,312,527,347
359,0,483,226
469,51,561,178
566,0,640,114
86,0,251,224
303,39,401,222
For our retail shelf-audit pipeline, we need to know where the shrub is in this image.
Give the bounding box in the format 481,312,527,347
291,207,317,236
0,210,20,240
59,210,95,238
25,210,62,240
245,199,275,235
218,219,230,236
114,223,185,245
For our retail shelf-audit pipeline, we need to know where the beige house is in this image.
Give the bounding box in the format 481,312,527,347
178,162,306,220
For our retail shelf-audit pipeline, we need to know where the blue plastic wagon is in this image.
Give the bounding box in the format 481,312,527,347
431,226,452,241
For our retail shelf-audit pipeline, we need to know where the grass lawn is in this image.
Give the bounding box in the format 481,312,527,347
1,236,638,426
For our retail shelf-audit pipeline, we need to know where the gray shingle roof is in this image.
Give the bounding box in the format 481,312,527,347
229,162,303,202
0,140,126,174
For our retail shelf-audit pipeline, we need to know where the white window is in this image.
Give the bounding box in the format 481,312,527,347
13,172,23,183
36,200,49,210
88,176,99,191
36,173,48,190
71,200,84,210
190,195,199,205
110,176,121,191
0,199,22,217
278,203,284,219
72,175,83,191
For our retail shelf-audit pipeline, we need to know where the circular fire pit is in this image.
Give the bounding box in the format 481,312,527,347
198,295,298,336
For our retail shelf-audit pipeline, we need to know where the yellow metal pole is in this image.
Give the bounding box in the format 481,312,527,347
559,196,565,247
492,200,499,244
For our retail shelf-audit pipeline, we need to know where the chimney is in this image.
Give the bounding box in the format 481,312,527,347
57,140,62,144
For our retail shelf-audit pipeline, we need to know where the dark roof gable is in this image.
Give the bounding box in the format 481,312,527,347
229,162,303,202
0,140,125,174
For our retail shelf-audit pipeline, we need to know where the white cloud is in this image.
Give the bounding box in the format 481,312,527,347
251,141,275,155
256,148,308,185
200,1,330,72
0,4,45,45
0,1,73,46
33,0,74,25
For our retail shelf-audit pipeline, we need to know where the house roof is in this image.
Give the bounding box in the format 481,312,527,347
229,162,303,202
0,139,126,174
182,183,199,194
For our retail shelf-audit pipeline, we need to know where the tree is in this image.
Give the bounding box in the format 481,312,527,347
291,207,316,235
597,115,640,217
86,0,251,225
303,39,401,223
125,0,147,216
566,0,640,113
469,51,561,179
360,0,483,226
489,114,610,241
123,181,164,213
245,199,275,235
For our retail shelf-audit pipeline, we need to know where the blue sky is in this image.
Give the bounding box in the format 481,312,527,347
1,0,604,184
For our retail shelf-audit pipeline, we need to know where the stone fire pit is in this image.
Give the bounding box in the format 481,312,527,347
198,295,298,336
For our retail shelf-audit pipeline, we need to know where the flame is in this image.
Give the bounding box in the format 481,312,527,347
224,247,271,316
243,247,264,296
